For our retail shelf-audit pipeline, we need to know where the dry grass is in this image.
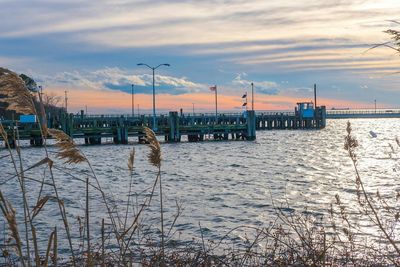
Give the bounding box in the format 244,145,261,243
342,121,400,265
0,68,35,115
48,128,87,164
0,191,24,265
0,123,9,144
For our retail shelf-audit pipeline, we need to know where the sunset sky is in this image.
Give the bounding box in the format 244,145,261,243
1,0,400,113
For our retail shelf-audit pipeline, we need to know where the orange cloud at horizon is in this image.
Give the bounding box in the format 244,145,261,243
48,87,377,114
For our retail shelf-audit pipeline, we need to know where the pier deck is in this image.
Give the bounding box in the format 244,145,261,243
1,107,326,146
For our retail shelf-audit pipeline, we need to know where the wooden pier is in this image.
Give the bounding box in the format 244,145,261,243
0,105,326,147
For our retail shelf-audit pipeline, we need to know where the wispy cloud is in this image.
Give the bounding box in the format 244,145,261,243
232,73,279,95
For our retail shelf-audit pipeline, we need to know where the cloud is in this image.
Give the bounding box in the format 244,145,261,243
232,73,279,95
2,0,399,48
39,67,205,95
1,0,400,109
279,87,313,98
2,1,399,75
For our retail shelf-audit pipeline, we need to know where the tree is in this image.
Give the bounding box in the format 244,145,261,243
43,92,62,108
0,68,64,120
19,73,38,92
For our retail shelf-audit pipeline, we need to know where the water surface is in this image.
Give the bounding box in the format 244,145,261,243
1,119,399,253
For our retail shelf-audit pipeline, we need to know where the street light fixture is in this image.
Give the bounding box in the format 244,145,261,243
137,63,170,131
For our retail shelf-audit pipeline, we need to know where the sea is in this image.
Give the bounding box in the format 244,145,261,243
1,118,400,256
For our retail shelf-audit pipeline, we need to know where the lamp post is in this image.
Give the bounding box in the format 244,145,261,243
251,82,254,111
64,90,68,113
137,63,170,131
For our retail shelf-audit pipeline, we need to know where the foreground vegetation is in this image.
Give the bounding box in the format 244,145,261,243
1,67,400,267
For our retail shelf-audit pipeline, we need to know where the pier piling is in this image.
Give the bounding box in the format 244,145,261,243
246,110,256,140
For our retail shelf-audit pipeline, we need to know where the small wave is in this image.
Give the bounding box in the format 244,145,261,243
229,163,242,167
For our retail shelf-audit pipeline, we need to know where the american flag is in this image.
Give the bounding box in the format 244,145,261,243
209,85,217,91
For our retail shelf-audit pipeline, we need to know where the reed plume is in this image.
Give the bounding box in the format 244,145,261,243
143,127,161,168
48,128,87,164
344,122,358,161
143,126,165,261
127,147,135,172
384,29,400,50
0,67,35,115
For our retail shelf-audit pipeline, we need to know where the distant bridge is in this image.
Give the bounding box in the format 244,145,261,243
326,109,400,119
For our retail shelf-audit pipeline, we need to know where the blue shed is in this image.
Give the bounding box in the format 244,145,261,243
20,115,37,123
296,102,314,118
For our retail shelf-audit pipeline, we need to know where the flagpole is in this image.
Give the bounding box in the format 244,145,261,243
246,92,248,111
215,85,218,119
251,82,254,111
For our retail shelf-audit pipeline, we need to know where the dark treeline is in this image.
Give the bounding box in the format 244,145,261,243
0,71,65,121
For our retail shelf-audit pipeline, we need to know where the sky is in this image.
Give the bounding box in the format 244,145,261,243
1,0,400,114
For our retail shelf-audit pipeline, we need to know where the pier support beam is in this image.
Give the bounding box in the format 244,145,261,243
168,111,180,142
114,127,128,144
62,113,74,137
90,137,101,145
84,135,101,145
320,106,326,128
138,135,147,144
246,110,256,140
4,137,15,149
30,137,43,147
188,134,201,142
